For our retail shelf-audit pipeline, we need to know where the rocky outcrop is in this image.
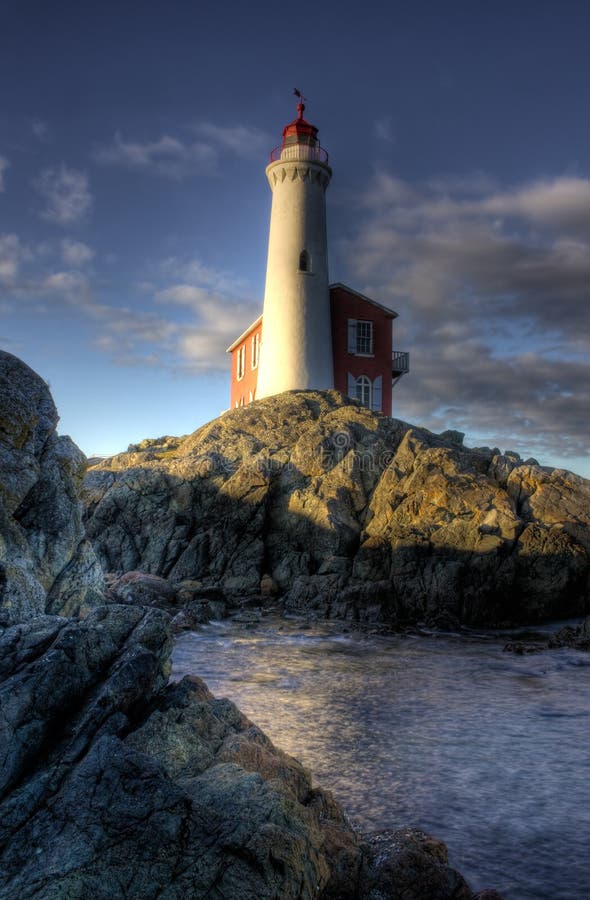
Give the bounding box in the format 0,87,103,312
0,605,476,899
0,351,104,624
549,615,590,650
84,390,590,627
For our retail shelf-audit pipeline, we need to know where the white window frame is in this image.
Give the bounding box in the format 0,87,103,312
356,320,373,355
251,332,260,370
237,345,246,381
355,374,372,408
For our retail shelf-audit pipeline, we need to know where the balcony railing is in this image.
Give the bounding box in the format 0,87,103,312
269,144,329,164
392,350,410,376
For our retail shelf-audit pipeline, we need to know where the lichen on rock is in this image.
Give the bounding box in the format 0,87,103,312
0,351,105,624
84,390,590,627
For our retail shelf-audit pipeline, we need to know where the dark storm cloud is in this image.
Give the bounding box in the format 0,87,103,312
345,172,590,462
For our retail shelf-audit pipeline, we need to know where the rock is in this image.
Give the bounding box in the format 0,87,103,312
549,615,590,650
440,429,465,446
260,572,279,597
170,597,227,632
108,569,178,607
0,351,104,624
83,390,590,627
358,827,473,899
0,606,478,898
232,608,262,625
503,641,545,654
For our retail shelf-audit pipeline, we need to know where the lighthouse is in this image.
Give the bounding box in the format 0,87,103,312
226,97,409,412
255,94,334,398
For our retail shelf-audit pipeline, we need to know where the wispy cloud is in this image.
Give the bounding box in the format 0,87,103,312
342,171,590,461
192,122,269,159
35,165,93,224
0,234,20,281
374,116,395,144
0,156,9,192
61,238,94,266
159,256,250,296
31,119,50,142
3,240,258,374
153,256,259,371
94,122,270,179
94,132,217,178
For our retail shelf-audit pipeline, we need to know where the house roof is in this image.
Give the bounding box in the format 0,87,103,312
225,314,263,353
329,282,399,318
226,283,398,352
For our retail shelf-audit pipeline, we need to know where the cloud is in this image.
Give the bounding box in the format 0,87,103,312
0,233,25,282
35,265,181,367
35,165,93,224
61,238,94,266
374,116,395,144
0,233,252,374
42,270,90,296
153,258,260,372
31,119,50,142
0,156,9,192
159,256,250,296
342,171,590,462
94,122,270,178
94,132,218,178
192,122,269,159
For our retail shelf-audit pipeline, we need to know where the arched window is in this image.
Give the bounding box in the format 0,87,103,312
355,375,371,408
299,250,310,272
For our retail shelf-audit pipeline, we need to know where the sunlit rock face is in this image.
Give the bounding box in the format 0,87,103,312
0,351,105,624
84,390,590,627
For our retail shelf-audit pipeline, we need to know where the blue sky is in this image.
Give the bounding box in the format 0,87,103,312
1,0,589,476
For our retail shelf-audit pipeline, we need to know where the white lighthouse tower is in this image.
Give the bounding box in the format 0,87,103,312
255,94,334,398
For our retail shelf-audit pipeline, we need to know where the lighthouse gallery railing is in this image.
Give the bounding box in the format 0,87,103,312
270,144,329,164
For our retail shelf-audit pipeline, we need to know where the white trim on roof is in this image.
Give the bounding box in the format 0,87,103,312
329,282,399,319
225,315,263,353
226,283,398,354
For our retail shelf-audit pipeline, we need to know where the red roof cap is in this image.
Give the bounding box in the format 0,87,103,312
281,101,319,147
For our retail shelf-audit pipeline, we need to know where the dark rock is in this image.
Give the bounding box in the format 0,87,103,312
83,391,590,628
549,615,590,650
440,429,465,446
503,642,545,654
170,598,226,632
108,569,178,607
0,351,104,624
0,605,481,898
358,827,473,899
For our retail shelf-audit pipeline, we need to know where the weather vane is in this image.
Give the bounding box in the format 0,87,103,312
293,88,307,117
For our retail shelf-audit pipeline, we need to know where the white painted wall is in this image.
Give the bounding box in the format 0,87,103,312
256,154,334,398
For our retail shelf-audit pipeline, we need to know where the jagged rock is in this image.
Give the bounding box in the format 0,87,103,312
0,351,104,624
0,606,477,899
108,569,178,607
359,828,473,900
170,598,227,632
84,390,590,627
549,615,590,650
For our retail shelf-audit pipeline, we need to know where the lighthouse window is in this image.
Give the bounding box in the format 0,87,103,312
356,320,374,355
355,375,372,408
299,250,310,272
251,332,260,369
237,345,246,381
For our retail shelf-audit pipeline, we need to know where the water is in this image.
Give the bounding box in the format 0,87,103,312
172,617,590,899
